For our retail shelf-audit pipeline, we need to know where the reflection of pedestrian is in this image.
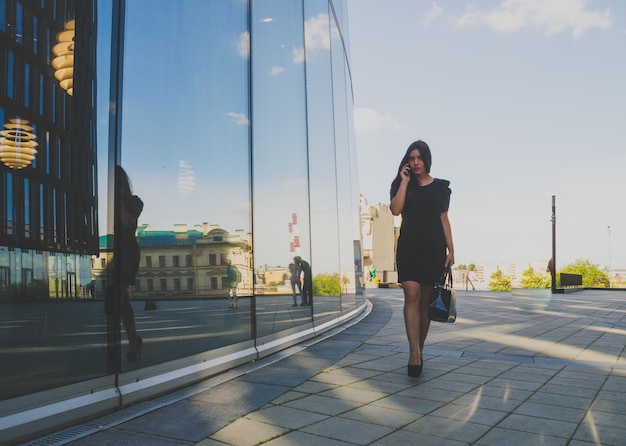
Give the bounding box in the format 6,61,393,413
390,141,454,378
289,261,302,306
294,256,312,306
226,261,241,308
116,166,144,361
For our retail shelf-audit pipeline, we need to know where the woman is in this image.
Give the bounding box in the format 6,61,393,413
390,140,454,377
116,166,144,361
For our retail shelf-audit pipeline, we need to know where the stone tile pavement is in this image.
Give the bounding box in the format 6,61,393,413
26,288,626,445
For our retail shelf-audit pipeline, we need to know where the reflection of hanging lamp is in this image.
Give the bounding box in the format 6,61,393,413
0,119,39,169
51,19,75,96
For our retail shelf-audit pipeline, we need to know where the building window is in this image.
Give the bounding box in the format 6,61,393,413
173,278,180,291
160,278,167,291
172,255,179,267
134,279,140,290
209,254,217,266
187,277,193,290
147,279,153,291
7,51,14,98
185,255,192,267
210,277,217,289
221,277,228,289
220,253,227,265
159,256,166,267
145,256,152,267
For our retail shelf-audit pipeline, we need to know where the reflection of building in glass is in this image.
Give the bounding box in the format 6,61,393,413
288,212,300,257
1,2,362,444
0,1,98,302
92,223,252,299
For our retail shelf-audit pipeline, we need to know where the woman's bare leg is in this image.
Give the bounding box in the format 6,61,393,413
419,284,434,355
120,287,138,342
402,281,423,365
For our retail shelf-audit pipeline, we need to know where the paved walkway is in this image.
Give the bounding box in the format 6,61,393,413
27,288,626,446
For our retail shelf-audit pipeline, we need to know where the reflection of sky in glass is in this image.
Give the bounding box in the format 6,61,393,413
95,0,359,275
305,0,341,275
251,0,310,268
98,0,251,235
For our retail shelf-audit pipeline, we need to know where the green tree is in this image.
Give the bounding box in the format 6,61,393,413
520,266,551,289
313,274,341,296
559,259,609,288
488,269,512,291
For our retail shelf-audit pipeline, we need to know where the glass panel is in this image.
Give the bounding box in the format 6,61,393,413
303,0,342,321
330,14,358,311
251,0,313,336
113,0,252,370
0,0,111,400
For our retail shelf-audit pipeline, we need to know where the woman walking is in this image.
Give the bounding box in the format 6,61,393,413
390,140,454,377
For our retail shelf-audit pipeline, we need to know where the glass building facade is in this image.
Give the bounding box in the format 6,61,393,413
0,1,363,443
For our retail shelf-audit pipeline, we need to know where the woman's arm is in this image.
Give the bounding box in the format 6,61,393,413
440,211,455,267
390,165,410,215
390,181,408,215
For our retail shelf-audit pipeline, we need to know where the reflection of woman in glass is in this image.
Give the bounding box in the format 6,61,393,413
390,141,454,378
116,166,144,361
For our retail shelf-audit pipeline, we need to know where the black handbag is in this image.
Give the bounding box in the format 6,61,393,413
429,267,456,323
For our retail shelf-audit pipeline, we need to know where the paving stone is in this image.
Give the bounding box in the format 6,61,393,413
513,401,586,423
245,405,329,430
429,402,508,426
318,385,388,404
283,394,362,416
338,404,422,428
210,418,289,446
403,414,493,443
573,420,626,446
475,426,568,446
496,413,578,438
300,416,394,444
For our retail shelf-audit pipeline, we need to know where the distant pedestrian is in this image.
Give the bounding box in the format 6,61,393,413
289,261,302,306
390,140,455,378
226,261,241,308
294,256,312,306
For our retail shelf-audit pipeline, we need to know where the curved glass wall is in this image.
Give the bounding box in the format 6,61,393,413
0,0,361,442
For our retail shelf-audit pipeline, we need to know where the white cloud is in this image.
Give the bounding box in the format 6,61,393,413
422,2,443,26
178,160,196,198
293,13,340,64
353,107,404,135
454,0,612,39
226,112,249,126
305,13,334,51
292,47,305,64
282,177,307,189
271,66,285,75
237,31,250,58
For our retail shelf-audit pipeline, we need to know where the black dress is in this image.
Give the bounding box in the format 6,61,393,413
392,178,451,285
119,195,144,288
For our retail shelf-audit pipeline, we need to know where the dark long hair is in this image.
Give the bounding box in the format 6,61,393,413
116,165,132,198
390,140,432,199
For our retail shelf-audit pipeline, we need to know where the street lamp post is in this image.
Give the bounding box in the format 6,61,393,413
606,225,613,288
551,195,556,293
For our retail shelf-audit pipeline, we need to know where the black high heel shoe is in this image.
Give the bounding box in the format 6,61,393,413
408,364,422,378
127,336,143,362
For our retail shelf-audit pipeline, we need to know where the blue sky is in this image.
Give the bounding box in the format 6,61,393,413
347,0,626,271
